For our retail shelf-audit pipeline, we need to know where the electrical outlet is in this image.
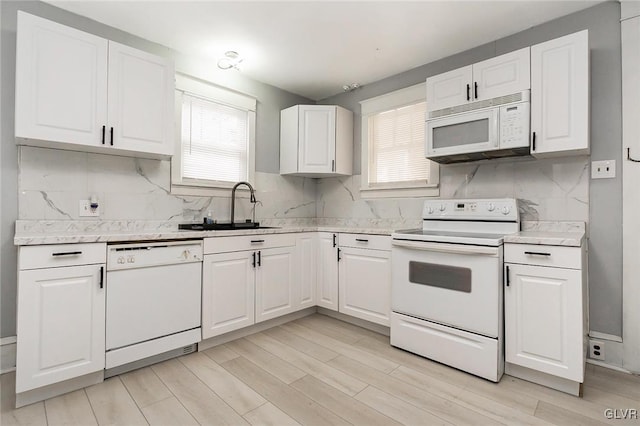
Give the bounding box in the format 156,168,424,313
79,200,100,217
591,160,616,179
589,340,605,361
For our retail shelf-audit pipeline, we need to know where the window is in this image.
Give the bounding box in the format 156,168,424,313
360,83,439,198
172,74,256,196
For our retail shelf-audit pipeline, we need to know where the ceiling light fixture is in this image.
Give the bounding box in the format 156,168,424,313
217,51,243,70
343,83,361,92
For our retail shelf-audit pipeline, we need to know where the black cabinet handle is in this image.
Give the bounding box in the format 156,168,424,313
52,251,82,257
466,84,470,101
251,239,265,244
252,252,256,268
532,132,536,151
101,125,105,145
99,266,104,289
332,234,336,248
110,127,114,146
337,248,341,262
524,251,551,256
474,82,478,99
505,265,510,287
355,238,369,243
257,250,261,266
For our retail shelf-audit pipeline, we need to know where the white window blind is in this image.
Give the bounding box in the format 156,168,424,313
181,93,249,184
368,101,430,186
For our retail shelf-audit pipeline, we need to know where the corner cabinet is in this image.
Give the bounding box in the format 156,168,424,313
530,30,589,157
16,243,106,394
504,242,587,396
15,11,174,159
280,105,353,177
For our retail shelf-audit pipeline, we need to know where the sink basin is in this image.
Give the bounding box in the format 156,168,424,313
178,222,279,231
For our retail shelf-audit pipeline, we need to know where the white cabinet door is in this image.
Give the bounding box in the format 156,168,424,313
426,65,472,112
298,106,336,173
255,246,296,322
473,47,530,101
338,247,391,326
15,11,108,147
317,233,339,311
202,252,255,338
295,233,317,310
107,42,174,156
531,30,589,157
505,263,584,382
16,265,105,393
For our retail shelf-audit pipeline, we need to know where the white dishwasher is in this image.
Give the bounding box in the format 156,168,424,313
105,240,202,374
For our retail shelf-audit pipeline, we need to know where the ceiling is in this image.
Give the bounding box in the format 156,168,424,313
45,1,604,100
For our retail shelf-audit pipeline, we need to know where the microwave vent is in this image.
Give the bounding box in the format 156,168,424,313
429,91,528,119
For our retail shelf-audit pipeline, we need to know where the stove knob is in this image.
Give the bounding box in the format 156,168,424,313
439,204,446,211
427,206,435,214
501,206,511,215
487,203,495,212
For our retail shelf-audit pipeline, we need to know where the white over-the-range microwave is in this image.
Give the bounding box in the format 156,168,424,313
426,91,530,164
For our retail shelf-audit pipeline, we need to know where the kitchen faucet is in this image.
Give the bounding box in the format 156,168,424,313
230,181,257,225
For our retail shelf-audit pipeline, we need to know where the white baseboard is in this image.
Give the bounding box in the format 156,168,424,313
1,336,17,374
586,359,632,374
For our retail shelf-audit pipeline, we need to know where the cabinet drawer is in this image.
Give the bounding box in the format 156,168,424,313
19,243,107,270
339,233,391,251
204,233,296,254
504,243,582,269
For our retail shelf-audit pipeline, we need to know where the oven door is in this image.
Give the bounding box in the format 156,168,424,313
391,239,502,338
426,108,499,158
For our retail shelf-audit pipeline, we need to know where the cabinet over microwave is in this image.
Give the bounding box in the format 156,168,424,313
426,91,530,164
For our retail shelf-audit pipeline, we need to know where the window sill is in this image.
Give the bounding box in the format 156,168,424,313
360,185,440,199
170,183,252,198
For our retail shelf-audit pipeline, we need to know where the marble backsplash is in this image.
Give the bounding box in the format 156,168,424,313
18,146,589,230
317,155,590,227
18,146,317,223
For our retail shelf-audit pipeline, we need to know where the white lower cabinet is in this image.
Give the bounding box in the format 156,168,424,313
338,246,391,326
202,251,255,339
295,233,317,310
317,233,339,311
16,244,106,394
504,242,586,394
255,246,296,323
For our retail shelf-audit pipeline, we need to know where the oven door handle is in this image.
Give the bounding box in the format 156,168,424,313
392,239,500,256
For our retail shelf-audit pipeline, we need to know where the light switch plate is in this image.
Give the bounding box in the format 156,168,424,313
591,160,616,179
79,200,100,217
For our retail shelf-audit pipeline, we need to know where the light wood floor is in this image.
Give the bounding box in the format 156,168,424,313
2,313,639,426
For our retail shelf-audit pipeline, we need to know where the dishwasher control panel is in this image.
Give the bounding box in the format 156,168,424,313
107,240,203,271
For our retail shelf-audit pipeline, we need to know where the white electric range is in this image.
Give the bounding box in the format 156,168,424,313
390,198,519,382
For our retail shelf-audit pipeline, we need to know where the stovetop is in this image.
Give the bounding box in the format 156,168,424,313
392,228,507,247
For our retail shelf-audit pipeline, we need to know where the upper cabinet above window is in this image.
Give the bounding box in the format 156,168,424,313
15,12,174,159
280,105,353,177
426,47,530,113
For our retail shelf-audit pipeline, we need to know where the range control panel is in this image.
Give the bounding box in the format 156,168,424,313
422,198,519,221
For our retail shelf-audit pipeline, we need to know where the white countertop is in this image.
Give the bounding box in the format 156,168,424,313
503,230,585,247
14,224,395,246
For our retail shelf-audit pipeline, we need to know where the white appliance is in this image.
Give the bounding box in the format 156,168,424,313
426,91,530,164
105,240,202,372
391,199,519,382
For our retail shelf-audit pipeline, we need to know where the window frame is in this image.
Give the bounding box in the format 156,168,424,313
171,73,256,197
360,82,439,199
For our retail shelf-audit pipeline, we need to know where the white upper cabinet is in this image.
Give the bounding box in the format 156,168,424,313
426,66,473,113
15,11,108,147
280,105,353,177
426,48,530,113
473,48,531,101
15,12,174,159
530,30,589,157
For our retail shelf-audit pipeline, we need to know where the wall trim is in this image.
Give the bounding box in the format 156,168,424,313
1,336,17,374
586,359,632,374
589,331,623,343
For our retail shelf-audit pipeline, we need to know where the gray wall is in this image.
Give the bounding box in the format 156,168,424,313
0,0,311,338
320,2,623,337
